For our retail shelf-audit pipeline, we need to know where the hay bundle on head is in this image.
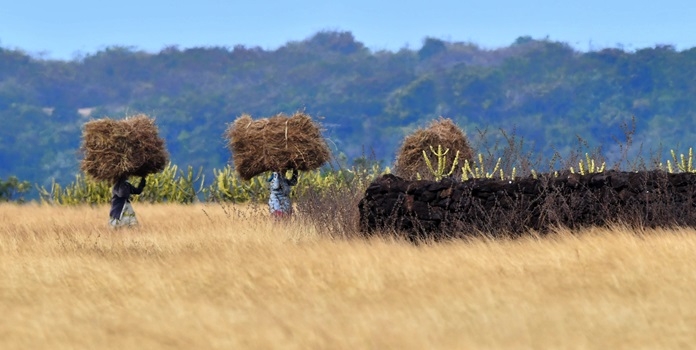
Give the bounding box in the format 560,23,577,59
395,117,474,180
226,111,331,180
80,114,169,183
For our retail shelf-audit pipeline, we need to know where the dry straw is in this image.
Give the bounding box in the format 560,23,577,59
80,114,169,183
395,117,474,180
226,112,331,180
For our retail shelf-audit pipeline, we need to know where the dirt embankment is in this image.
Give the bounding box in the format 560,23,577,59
359,170,696,240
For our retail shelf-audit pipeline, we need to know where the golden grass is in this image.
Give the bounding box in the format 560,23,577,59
2,203,696,349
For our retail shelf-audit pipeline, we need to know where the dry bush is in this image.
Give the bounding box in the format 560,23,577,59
296,174,366,239
80,114,169,184
226,112,331,180
395,117,474,180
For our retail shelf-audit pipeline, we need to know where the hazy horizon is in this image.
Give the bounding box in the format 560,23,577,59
2,0,696,60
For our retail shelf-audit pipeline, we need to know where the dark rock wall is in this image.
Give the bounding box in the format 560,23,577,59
358,171,696,239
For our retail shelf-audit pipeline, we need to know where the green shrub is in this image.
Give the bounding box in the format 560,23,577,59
37,162,391,205
0,176,31,202
38,163,206,204
35,147,696,205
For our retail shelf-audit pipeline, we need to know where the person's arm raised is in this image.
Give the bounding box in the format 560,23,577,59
288,169,298,186
132,177,146,195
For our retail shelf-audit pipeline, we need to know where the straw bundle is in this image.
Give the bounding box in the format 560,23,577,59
394,117,474,180
226,112,331,180
80,114,169,183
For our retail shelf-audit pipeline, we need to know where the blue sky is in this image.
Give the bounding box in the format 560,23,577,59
2,0,695,60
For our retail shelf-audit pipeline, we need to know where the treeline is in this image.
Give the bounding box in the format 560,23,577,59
2,31,696,193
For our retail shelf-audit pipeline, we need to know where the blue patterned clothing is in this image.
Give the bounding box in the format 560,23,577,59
268,171,298,215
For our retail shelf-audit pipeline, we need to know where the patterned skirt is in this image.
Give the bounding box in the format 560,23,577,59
109,202,139,228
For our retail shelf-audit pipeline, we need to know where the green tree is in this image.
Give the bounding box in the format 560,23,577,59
0,176,31,202
419,37,447,60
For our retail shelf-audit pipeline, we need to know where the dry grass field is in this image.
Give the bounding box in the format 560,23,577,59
2,202,696,349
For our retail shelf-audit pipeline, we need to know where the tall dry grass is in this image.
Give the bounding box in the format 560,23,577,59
2,203,696,349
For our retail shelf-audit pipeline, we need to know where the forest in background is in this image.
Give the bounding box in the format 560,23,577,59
2,30,696,193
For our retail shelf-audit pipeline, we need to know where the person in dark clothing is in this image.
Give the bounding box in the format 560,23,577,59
268,169,298,219
109,176,146,228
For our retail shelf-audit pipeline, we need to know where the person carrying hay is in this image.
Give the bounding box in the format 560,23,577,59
109,176,146,228
268,169,298,220
79,114,167,228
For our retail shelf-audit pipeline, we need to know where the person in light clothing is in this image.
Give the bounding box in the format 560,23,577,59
109,176,146,228
268,169,298,219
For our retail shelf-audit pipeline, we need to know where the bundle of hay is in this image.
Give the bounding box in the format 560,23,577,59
80,114,169,183
226,112,331,180
394,117,474,180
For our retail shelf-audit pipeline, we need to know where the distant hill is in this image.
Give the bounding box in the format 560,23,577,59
2,31,696,190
